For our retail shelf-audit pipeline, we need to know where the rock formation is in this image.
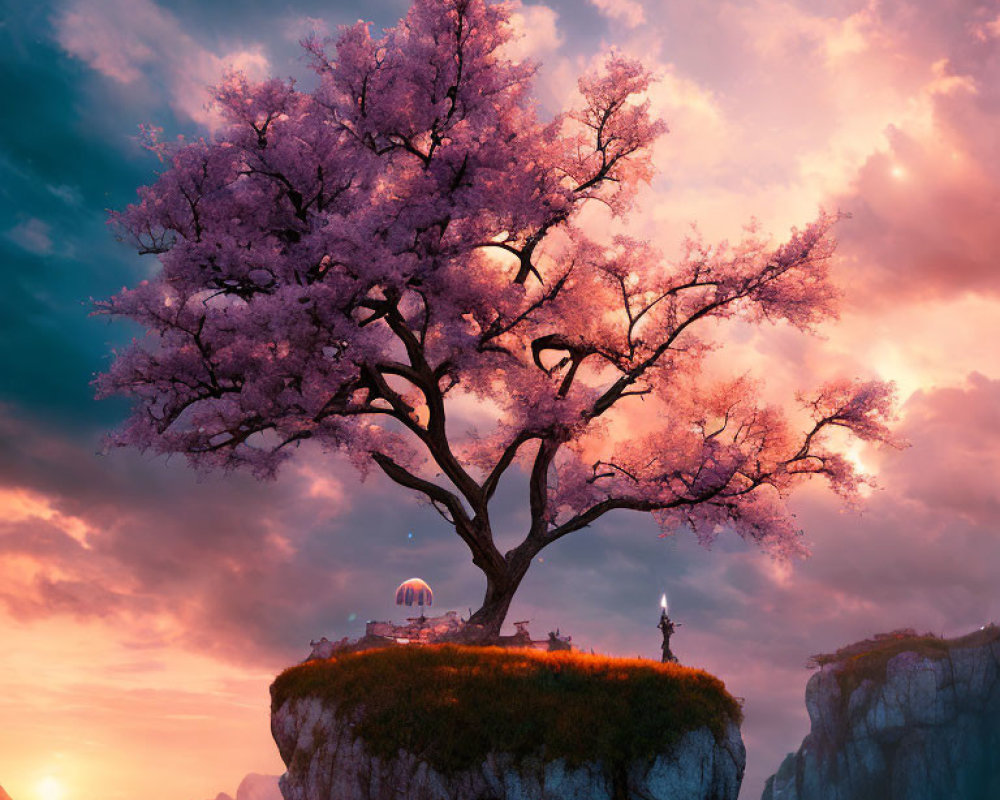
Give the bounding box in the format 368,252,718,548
272,695,744,800
762,626,1000,800
208,772,281,800
234,773,282,800
271,646,745,800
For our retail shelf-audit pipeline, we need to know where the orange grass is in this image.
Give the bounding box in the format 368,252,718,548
271,644,742,774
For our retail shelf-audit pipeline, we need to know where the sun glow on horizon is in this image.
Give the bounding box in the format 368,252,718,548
36,776,65,800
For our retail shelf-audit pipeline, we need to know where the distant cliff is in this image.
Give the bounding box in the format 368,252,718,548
271,644,745,800
209,773,282,800
762,626,1000,800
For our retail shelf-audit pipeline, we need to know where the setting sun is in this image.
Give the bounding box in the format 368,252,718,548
36,777,64,800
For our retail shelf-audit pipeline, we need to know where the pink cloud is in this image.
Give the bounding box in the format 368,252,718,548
282,15,330,43
0,403,494,664
589,0,646,29
55,0,270,128
505,3,564,63
6,218,54,255
581,0,999,314
55,0,158,83
886,373,1000,525
836,112,1000,302
797,0,1000,303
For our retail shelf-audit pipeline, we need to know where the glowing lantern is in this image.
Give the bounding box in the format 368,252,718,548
395,577,433,610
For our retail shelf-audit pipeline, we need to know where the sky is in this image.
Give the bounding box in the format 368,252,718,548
0,0,998,798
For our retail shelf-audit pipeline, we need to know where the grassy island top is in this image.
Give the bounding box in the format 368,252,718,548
271,644,742,774
809,624,1000,698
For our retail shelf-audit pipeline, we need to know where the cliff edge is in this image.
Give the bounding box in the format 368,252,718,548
762,625,1000,800
271,644,745,800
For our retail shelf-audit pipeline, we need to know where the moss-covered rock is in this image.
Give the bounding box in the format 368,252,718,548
271,645,745,800
808,625,1000,701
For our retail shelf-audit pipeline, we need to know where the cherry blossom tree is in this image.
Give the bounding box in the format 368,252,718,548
98,0,897,641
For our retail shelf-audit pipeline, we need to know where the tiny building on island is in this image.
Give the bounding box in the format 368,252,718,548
365,612,571,651
305,577,572,660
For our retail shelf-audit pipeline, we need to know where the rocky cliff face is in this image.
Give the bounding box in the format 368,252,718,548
271,695,745,800
762,627,1000,800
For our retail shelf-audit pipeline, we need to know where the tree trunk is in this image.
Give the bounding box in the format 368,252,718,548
465,554,532,643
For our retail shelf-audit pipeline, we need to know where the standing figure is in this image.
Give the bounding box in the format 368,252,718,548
659,606,679,664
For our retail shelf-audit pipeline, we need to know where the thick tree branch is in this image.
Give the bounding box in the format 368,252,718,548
482,430,538,502
364,294,485,510
527,438,561,536
370,450,474,533
544,497,674,544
